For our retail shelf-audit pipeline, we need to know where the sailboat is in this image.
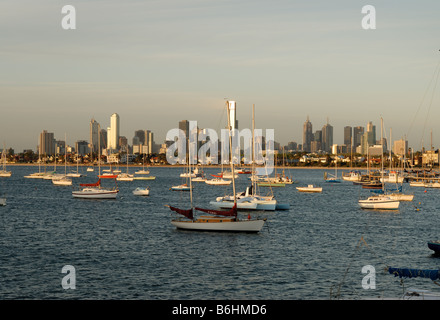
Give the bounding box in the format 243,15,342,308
171,148,194,191
210,104,280,211
52,134,72,186
324,154,342,183
117,148,134,181
0,147,12,177
358,118,400,210
133,155,155,180
205,158,232,185
72,126,119,199
66,154,82,177
167,101,267,232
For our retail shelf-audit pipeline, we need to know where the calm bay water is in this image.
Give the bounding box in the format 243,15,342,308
0,165,439,300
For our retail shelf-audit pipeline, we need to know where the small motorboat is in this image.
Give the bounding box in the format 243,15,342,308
133,187,150,196
296,184,322,193
170,184,192,191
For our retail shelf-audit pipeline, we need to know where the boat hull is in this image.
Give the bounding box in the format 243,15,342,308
0,198,5,206
133,188,150,196
428,241,440,254
52,179,72,186
296,187,322,193
72,188,118,199
133,176,156,180
358,198,400,210
171,219,265,232
205,179,231,185
387,193,414,201
209,200,258,210
257,182,285,187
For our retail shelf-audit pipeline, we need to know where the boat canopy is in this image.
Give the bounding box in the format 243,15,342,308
80,179,101,187
195,204,237,217
388,267,440,280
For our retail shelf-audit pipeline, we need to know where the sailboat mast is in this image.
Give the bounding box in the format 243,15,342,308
189,138,193,211
252,104,256,192
98,124,101,176
381,117,384,191
65,133,67,175
226,101,236,204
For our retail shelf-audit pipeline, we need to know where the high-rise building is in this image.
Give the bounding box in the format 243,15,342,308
302,116,313,152
107,113,120,150
393,139,408,157
179,120,189,139
344,126,352,152
89,118,100,153
228,101,238,130
100,129,107,150
311,130,322,153
39,130,55,156
134,130,145,145
322,119,333,153
353,126,364,149
76,140,89,156
366,121,376,146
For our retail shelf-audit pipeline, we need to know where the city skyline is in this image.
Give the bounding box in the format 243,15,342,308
1,1,440,152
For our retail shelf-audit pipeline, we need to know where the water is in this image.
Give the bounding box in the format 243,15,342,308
0,165,439,300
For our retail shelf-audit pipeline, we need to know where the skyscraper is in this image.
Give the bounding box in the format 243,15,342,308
322,119,333,153
179,120,189,139
107,113,120,150
353,126,364,149
39,130,55,156
89,118,99,153
302,116,313,152
366,121,376,145
344,126,352,152
228,101,238,130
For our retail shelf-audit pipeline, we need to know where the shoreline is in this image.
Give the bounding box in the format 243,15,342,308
3,163,387,170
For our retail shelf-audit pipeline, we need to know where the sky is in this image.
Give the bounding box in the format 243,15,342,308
1,0,440,152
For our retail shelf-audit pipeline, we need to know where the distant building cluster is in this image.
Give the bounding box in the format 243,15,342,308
300,116,409,157
37,113,159,163
34,108,413,166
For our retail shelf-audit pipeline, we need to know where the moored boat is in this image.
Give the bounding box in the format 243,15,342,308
358,194,400,210
133,187,150,196
428,240,440,255
296,184,322,193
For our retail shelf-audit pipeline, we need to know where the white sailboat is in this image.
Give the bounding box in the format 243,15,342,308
0,196,5,206
210,104,279,211
205,178,232,185
72,126,119,199
52,134,72,186
135,152,150,175
66,155,82,177
324,153,342,183
358,118,400,210
167,101,266,232
117,148,134,181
